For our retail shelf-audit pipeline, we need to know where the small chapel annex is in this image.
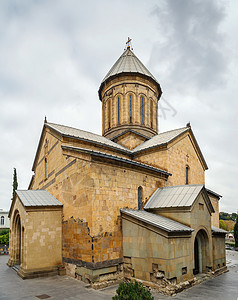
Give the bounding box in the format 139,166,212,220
8,41,226,285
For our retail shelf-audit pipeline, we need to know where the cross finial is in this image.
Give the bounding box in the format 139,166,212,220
125,37,133,51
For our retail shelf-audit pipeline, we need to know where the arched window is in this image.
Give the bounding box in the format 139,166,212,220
150,100,153,128
0,216,4,225
108,100,111,128
141,97,144,125
45,158,47,179
129,95,132,123
186,166,189,185
138,186,143,210
118,97,120,125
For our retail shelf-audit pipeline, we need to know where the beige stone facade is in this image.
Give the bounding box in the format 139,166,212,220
8,193,62,279
8,45,225,286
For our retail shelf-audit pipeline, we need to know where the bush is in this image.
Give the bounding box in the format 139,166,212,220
0,229,9,235
234,215,238,247
112,281,154,300
0,232,9,245
219,220,227,231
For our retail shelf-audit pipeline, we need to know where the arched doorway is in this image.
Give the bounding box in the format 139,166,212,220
15,214,21,265
193,229,210,274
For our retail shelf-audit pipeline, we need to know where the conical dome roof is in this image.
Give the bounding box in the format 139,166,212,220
99,47,160,100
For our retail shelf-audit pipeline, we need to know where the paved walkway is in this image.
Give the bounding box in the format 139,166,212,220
0,251,238,300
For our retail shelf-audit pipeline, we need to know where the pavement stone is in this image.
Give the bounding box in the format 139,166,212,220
0,251,238,300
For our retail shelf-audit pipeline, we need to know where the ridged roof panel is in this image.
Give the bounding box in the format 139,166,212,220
144,185,204,209
121,209,193,233
46,122,129,153
16,190,62,207
101,48,159,85
132,127,189,153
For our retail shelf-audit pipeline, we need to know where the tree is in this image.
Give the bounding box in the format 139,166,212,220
219,219,227,231
234,214,238,247
11,168,18,200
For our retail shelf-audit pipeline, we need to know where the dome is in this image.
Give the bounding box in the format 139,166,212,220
99,47,160,100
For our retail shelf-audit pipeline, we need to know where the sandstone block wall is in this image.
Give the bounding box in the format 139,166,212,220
122,217,193,284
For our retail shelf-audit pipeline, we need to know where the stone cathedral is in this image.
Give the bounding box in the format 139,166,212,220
8,42,226,287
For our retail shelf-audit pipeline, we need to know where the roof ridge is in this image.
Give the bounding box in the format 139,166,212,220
47,122,102,137
158,126,188,135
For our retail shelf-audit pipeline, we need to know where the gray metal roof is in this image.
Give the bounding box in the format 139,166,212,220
121,209,193,233
132,127,189,153
211,226,227,234
144,185,204,209
46,123,190,157
62,145,171,176
206,188,222,199
16,190,62,207
46,122,129,153
101,48,159,85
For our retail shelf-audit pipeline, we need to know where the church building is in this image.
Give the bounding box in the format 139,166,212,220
8,41,226,286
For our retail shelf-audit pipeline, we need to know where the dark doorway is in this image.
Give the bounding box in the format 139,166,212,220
194,237,199,275
15,215,21,265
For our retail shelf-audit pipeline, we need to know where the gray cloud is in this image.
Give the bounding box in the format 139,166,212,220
0,0,237,215
150,0,227,92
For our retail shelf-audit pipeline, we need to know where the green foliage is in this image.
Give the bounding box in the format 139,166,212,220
112,281,154,300
0,232,9,245
219,219,227,231
0,229,9,235
11,168,18,200
234,215,238,247
219,212,237,221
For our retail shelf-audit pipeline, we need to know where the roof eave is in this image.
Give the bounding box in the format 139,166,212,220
98,72,162,101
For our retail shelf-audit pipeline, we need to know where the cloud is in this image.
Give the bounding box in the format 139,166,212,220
149,0,228,93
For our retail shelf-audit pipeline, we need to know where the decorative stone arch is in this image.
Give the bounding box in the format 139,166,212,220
138,93,147,125
125,91,136,124
114,92,123,125
11,209,23,266
193,227,212,274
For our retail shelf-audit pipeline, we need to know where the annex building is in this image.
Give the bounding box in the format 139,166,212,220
8,42,226,285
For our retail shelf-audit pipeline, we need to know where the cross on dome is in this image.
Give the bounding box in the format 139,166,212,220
125,37,133,50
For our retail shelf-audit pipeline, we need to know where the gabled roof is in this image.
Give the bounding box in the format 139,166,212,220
9,190,62,218
144,184,214,214
62,145,171,177
16,190,62,207
206,188,222,199
121,209,193,233
132,126,208,170
98,48,161,100
132,127,189,153
46,122,129,153
211,226,227,234
32,121,131,171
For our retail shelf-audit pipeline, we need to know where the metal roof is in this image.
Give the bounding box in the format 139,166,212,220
132,127,189,153
46,122,129,153
121,209,193,233
144,185,204,209
16,190,62,207
211,226,227,234
101,48,159,86
46,123,191,157
206,188,222,199
62,145,171,177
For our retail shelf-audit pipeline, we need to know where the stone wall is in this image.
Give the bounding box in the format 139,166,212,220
122,217,193,284
100,74,160,140
135,132,205,186
212,235,226,269
8,196,62,278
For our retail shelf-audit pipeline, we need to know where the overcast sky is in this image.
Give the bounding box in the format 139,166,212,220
0,0,237,213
